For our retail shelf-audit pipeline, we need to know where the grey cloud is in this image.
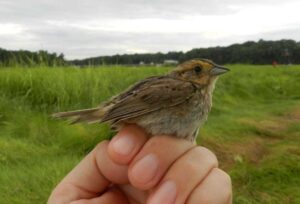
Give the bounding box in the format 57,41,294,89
0,0,299,59
10,22,299,60
7,23,212,59
1,0,292,24
2,18,300,59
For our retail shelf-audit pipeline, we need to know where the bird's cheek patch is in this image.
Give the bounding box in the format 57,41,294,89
195,75,210,85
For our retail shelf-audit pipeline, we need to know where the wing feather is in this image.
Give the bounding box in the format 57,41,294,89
101,76,197,123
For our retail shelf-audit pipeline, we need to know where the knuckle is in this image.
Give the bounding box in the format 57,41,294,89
92,142,109,164
215,168,232,186
214,168,232,200
188,168,232,204
94,140,109,154
194,146,219,167
49,183,76,202
184,157,201,175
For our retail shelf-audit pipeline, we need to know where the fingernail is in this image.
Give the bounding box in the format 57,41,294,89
148,180,177,204
111,135,135,156
131,154,159,184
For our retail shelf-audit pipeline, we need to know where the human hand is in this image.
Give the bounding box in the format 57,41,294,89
48,125,232,204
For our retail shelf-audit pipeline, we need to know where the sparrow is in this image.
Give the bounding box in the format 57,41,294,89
52,59,229,141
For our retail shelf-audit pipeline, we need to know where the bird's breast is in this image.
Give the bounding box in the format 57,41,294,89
132,89,212,140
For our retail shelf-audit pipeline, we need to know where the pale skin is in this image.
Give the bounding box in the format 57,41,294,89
48,125,232,204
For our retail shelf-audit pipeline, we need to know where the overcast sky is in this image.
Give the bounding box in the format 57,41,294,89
0,0,300,59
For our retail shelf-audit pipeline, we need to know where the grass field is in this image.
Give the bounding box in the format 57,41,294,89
0,65,300,204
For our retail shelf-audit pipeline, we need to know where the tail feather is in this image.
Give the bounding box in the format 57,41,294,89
52,108,104,124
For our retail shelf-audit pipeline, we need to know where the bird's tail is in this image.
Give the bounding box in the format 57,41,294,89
52,108,104,124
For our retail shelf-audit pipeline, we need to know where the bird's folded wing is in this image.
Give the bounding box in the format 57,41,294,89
101,76,197,123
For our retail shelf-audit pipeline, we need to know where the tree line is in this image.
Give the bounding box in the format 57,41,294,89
1,39,300,67
0,48,65,67
71,39,300,66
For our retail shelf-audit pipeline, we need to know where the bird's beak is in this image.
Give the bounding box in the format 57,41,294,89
210,65,230,76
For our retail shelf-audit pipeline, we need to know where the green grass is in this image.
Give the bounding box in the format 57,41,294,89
0,65,300,204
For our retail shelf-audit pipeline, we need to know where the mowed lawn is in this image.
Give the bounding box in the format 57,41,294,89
0,65,300,204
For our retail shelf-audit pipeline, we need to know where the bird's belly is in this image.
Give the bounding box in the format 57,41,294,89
133,97,211,141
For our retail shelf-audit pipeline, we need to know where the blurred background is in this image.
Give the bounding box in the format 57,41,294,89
0,0,299,203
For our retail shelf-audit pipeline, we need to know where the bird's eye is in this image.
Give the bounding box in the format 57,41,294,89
194,66,202,74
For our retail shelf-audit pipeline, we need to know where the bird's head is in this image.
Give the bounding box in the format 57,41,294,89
170,59,229,86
